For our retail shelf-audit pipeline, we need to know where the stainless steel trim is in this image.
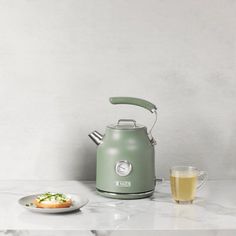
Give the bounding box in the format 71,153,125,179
117,119,137,127
115,160,132,177
151,108,157,113
88,131,103,145
97,189,154,196
148,109,157,145
93,131,103,140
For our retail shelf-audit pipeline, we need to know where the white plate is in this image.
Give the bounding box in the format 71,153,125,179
18,193,89,213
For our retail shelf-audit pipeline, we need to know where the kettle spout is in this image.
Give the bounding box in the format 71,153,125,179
88,131,103,145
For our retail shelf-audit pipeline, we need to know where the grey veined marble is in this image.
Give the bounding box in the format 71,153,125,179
1,231,236,236
0,231,93,236
0,180,236,234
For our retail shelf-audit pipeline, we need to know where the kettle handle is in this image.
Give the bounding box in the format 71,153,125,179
109,97,157,113
109,97,157,145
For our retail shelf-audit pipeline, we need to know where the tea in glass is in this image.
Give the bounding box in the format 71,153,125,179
170,166,207,204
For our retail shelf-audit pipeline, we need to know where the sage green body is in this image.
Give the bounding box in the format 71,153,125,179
89,96,157,199
96,126,156,197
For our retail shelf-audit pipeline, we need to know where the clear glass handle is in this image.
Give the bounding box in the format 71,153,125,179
197,171,208,190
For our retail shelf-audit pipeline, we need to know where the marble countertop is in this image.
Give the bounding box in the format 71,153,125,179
0,180,236,231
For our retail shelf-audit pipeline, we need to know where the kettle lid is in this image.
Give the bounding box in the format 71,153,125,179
107,119,145,130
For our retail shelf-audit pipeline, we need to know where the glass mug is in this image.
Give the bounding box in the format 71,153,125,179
170,166,207,204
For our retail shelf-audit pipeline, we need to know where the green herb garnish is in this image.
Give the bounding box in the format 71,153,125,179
37,192,68,203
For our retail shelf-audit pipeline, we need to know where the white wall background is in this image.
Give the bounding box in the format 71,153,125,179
0,0,235,180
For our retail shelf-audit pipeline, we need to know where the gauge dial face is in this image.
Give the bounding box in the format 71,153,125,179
115,160,132,176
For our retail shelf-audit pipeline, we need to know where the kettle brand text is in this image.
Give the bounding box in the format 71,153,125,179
115,181,131,187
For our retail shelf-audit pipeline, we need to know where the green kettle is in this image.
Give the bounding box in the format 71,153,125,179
89,97,158,199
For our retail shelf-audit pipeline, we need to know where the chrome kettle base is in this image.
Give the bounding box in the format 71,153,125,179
96,188,154,199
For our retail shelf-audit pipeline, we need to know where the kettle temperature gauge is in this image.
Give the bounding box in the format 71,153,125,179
115,160,132,176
